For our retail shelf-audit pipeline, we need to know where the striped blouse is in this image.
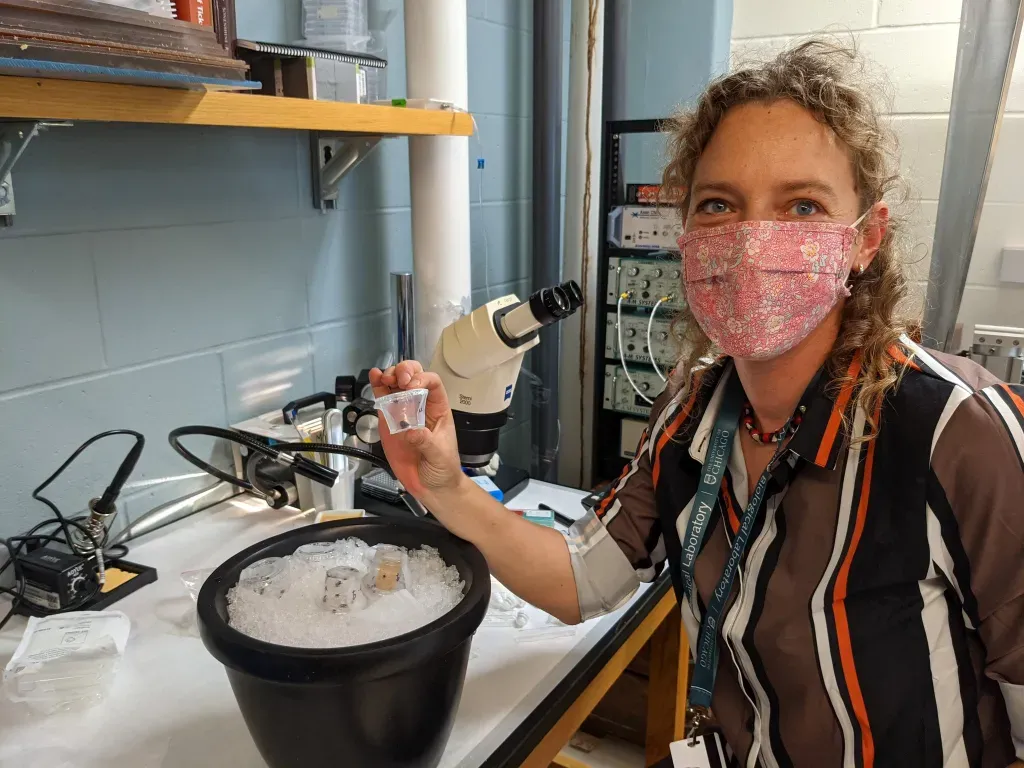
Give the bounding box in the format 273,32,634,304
565,337,1024,767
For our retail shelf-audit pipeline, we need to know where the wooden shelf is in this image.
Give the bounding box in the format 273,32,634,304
0,75,474,136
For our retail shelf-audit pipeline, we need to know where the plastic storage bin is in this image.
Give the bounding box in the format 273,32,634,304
301,2,391,104
302,0,368,41
302,35,387,103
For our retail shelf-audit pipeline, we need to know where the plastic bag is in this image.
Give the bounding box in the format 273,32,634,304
488,576,524,613
180,568,214,602
482,577,529,628
2,611,130,714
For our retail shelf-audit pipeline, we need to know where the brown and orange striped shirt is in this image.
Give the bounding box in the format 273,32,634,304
565,336,1024,767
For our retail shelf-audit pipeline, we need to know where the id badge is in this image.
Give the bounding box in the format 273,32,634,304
669,738,712,768
669,731,731,768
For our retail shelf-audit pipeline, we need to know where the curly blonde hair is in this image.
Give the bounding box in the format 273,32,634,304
662,38,919,436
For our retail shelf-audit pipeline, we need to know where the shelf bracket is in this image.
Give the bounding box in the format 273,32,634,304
1,120,71,226
310,132,381,211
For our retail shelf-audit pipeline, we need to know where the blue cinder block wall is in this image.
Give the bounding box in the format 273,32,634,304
0,0,547,537
622,0,733,185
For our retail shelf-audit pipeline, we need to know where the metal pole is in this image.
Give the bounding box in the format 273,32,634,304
531,0,565,481
391,272,416,362
603,0,629,122
923,0,1024,350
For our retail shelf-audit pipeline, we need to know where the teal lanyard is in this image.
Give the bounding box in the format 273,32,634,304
682,372,788,734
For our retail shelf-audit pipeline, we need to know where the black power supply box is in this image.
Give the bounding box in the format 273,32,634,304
17,547,93,612
13,546,159,617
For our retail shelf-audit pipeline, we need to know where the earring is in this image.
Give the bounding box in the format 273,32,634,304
858,264,866,274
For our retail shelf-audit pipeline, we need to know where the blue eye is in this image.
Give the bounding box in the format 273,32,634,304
790,200,821,216
698,199,730,215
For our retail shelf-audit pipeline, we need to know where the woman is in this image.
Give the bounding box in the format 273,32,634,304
371,41,1024,768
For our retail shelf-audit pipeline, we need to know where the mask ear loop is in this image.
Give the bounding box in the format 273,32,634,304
845,208,873,290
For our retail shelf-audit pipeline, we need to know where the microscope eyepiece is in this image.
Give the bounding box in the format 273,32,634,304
496,280,584,346
528,280,584,327
564,280,584,309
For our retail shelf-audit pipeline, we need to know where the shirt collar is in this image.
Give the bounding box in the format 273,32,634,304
688,362,737,464
687,360,849,471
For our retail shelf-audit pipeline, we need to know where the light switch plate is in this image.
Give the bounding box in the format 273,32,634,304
999,247,1024,283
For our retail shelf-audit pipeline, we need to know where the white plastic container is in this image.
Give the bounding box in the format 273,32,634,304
300,3,391,104
302,0,368,40
300,35,385,104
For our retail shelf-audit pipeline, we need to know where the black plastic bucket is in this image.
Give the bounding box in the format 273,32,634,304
197,518,491,768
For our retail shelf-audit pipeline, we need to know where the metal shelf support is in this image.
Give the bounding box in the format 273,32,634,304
310,132,381,211
1,120,71,225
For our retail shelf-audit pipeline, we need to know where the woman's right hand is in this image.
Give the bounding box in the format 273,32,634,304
369,361,465,501
373,364,582,625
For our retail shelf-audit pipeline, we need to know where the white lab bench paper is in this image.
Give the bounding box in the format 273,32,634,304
0,481,652,768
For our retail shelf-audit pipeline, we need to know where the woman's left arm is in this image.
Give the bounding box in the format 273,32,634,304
931,383,1024,764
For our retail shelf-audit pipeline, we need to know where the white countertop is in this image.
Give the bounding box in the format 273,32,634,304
0,481,650,768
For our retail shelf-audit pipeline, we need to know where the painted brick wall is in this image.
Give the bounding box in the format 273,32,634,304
0,0,540,538
621,0,732,183
730,0,1024,337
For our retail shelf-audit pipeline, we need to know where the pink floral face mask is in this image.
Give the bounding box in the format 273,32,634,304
677,215,868,360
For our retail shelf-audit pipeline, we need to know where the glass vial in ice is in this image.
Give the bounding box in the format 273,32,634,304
238,557,290,596
369,547,405,593
322,566,368,612
294,541,340,567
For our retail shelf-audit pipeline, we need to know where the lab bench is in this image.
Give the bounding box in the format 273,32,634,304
0,480,688,768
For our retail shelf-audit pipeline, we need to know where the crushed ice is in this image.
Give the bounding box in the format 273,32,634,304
227,537,465,647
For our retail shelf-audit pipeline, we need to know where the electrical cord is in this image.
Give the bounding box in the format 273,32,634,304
0,430,144,631
32,430,144,544
271,442,429,518
245,453,274,500
0,518,104,631
617,294,654,405
647,298,668,383
168,426,379,492
272,441,384,468
168,425,264,491
0,536,24,632
168,427,429,518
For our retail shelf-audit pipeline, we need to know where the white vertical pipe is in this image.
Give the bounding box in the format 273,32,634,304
404,0,472,357
557,0,604,489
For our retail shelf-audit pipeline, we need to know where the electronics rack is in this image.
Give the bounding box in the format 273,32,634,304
592,118,680,483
